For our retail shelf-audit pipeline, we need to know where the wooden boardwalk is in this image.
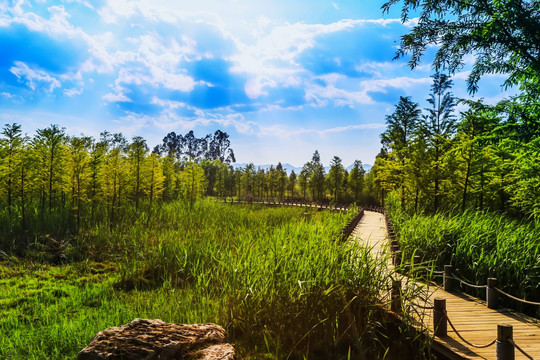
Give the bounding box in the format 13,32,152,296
352,210,540,360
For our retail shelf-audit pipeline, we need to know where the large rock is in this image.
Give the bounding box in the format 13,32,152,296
77,318,237,360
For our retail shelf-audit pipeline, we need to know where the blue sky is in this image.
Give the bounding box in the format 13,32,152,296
0,0,513,167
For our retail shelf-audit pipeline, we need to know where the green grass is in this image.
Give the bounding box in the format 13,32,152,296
386,195,540,316
1,200,433,359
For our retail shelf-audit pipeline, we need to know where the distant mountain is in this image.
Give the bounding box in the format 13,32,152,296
233,162,372,174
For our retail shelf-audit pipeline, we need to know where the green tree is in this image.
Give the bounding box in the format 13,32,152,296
381,96,421,209
241,163,256,198
308,150,325,202
348,160,365,204
383,0,540,96
298,167,309,200
276,162,287,202
0,123,24,218
326,156,345,203
180,161,206,209
288,170,297,199
128,136,148,209
33,124,66,214
67,135,92,231
423,73,457,212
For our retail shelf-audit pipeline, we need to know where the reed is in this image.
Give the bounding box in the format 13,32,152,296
387,195,540,315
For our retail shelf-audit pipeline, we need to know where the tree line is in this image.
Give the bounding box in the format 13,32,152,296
0,124,369,251
368,0,540,219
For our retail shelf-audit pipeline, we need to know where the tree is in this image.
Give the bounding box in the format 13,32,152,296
348,160,365,204
275,162,287,202
0,123,24,217
241,163,256,198
288,170,297,199
208,130,236,164
145,153,165,208
326,156,346,203
67,135,92,231
383,0,540,96
298,167,309,200
423,73,457,212
180,161,206,209
128,136,148,210
33,124,66,213
381,96,421,209
308,150,325,202
100,133,127,227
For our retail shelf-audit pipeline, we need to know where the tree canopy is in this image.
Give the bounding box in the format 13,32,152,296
383,0,540,96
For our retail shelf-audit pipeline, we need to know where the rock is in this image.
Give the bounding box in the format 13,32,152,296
77,318,237,360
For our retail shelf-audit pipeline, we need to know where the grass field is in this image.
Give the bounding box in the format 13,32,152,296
0,200,432,359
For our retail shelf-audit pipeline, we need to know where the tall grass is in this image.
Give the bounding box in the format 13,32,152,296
1,200,433,359
387,195,540,316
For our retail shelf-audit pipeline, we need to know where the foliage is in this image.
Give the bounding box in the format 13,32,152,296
386,195,540,316
0,202,433,359
382,0,540,96
155,130,235,164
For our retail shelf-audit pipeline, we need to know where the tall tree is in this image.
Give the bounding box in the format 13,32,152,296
128,136,148,210
275,162,287,202
298,167,309,201
308,150,325,202
0,123,24,217
348,160,365,204
381,96,421,209
288,170,297,199
33,124,66,213
180,161,206,209
67,135,92,231
208,130,236,164
423,73,457,212
326,156,345,203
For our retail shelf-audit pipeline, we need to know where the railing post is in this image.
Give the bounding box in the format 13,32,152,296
443,265,454,292
496,324,514,360
433,298,447,337
392,250,402,267
487,278,498,309
391,280,401,313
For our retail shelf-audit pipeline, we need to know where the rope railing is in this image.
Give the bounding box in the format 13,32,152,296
452,274,489,289
508,338,537,360
443,309,497,349
495,287,540,307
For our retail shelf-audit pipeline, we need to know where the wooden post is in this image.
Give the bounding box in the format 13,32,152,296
392,250,402,267
487,278,498,309
443,265,454,292
390,244,400,253
391,280,401,313
433,298,447,337
496,324,514,360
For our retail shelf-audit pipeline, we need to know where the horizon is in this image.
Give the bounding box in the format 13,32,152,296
1,1,515,166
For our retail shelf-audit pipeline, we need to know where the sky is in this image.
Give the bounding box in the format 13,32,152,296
0,0,514,167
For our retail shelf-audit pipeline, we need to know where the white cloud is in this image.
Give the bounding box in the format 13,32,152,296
63,88,83,96
244,76,277,99
102,92,131,102
10,61,61,92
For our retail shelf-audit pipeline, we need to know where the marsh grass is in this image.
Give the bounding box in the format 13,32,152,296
1,200,433,359
387,196,540,316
